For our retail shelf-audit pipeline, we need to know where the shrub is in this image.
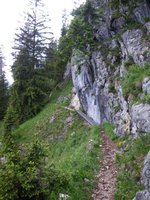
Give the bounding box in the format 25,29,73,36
0,138,69,200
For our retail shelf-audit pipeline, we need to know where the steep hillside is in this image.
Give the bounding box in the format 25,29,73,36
9,81,101,199
1,80,149,199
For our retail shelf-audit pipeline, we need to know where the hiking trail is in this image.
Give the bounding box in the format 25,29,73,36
92,130,118,200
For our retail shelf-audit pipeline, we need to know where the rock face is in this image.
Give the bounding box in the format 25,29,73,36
131,104,150,137
71,50,101,123
142,152,150,194
70,0,150,136
134,151,150,200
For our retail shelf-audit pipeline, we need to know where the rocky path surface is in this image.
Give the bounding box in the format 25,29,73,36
92,130,117,200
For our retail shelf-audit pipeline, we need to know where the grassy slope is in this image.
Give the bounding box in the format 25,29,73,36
103,122,150,200
122,64,150,102
12,81,101,200
8,77,149,200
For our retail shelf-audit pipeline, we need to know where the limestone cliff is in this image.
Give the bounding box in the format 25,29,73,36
134,151,150,200
70,0,150,137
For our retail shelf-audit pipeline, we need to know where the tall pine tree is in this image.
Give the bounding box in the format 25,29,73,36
0,74,8,120
6,0,54,127
13,0,52,68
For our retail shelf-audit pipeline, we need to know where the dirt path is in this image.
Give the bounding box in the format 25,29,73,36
92,130,117,200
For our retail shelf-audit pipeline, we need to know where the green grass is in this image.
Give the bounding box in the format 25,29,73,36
103,122,150,200
12,81,73,143
115,133,150,199
103,122,118,140
48,124,101,200
143,94,150,103
11,80,102,200
144,16,150,22
122,64,150,102
126,20,143,30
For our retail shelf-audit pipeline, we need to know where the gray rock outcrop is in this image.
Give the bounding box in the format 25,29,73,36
71,50,101,124
131,104,150,137
142,152,150,193
134,191,150,200
143,77,150,95
70,0,150,137
134,151,150,200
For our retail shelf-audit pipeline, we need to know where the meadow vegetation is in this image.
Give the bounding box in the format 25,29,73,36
1,81,101,199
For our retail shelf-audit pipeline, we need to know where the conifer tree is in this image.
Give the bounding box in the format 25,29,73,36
0,73,8,120
61,9,68,37
0,48,3,76
13,0,52,68
6,0,54,126
0,49,8,120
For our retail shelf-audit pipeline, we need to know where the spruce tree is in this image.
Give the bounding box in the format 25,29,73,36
6,0,54,126
0,73,8,120
0,49,8,120
45,40,64,83
13,0,52,68
61,9,68,37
